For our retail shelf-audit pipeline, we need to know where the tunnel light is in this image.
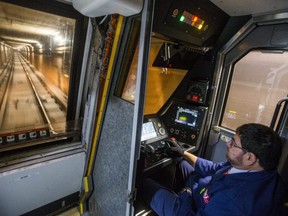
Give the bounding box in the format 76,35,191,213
51,31,60,36
37,43,42,49
53,35,66,45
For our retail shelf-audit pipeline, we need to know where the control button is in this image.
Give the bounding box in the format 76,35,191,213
159,128,165,135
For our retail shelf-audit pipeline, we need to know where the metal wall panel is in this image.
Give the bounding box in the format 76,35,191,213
0,151,86,216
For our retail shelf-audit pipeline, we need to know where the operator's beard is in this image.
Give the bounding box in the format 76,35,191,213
226,152,245,168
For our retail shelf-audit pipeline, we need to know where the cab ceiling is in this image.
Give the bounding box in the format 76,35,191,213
210,0,288,16
64,0,288,16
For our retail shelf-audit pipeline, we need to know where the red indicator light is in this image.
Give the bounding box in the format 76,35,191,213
192,95,198,101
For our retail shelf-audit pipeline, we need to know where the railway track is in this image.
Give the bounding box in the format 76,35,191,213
0,52,67,145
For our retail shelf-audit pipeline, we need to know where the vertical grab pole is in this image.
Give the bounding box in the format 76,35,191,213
270,97,288,130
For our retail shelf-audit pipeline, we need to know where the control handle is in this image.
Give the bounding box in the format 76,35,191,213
163,138,184,157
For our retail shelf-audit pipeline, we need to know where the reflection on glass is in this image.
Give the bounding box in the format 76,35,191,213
121,37,187,115
222,50,288,130
0,2,75,136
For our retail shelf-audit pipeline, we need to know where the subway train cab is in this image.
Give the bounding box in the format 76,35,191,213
0,0,288,215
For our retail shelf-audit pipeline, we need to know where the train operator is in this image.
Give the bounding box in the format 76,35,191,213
143,123,286,216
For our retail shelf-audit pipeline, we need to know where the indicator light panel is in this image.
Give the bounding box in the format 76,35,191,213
179,11,205,30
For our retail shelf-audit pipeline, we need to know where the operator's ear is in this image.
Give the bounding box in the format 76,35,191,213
244,152,258,165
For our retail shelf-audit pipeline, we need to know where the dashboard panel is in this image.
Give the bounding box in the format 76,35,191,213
160,100,208,148
140,100,208,171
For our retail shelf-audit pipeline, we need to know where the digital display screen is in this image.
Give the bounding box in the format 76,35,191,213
141,122,157,141
175,106,198,127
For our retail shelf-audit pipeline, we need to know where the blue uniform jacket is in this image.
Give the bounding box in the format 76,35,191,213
190,158,286,216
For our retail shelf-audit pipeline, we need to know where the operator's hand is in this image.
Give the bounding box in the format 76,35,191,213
170,138,185,156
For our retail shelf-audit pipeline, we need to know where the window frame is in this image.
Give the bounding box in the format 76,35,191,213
0,0,88,151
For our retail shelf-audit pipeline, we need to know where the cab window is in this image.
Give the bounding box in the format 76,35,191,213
0,0,86,149
221,50,288,130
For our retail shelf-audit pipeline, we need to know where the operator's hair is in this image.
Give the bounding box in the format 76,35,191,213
236,123,282,170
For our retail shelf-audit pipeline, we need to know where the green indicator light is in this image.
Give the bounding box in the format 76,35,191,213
180,16,185,22
180,116,187,121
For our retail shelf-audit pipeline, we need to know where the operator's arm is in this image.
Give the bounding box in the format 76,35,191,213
183,150,230,176
183,151,198,167
170,138,229,174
